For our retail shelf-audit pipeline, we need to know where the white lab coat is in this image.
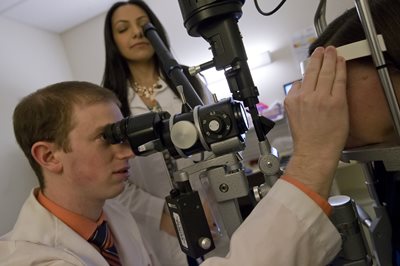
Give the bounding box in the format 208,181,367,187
117,79,216,266
0,188,157,266
0,179,341,265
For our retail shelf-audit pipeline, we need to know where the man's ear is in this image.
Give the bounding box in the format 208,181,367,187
31,141,62,174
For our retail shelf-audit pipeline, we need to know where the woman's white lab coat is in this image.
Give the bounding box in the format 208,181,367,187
116,79,216,266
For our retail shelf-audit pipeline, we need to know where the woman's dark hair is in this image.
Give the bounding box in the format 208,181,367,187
102,0,206,116
309,0,400,68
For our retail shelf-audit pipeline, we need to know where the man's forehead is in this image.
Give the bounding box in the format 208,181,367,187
71,101,122,129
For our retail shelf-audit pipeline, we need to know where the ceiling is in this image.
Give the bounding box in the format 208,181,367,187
0,0,119,33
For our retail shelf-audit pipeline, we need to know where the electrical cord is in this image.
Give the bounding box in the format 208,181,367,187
254,0,287,16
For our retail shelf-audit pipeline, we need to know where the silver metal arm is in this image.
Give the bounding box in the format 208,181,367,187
314,0,327,36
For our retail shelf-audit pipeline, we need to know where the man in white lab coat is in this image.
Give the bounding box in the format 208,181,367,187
0,45,346,266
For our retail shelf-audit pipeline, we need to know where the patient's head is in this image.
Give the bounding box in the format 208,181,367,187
310,0,400,148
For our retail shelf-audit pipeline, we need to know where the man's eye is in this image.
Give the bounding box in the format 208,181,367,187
98,133,109,143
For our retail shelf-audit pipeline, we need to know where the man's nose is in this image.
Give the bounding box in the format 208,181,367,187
116,141,135,159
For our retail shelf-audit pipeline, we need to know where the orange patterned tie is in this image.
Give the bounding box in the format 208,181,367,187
89,220,122,266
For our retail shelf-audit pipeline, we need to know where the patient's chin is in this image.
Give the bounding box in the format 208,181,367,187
344,137,378,149
344,136,398,149
344,137,363,149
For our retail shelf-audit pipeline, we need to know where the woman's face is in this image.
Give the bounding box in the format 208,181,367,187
345,60,400,148
111,4,155,63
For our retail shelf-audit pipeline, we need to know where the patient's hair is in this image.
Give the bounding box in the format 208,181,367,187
13,81,120,189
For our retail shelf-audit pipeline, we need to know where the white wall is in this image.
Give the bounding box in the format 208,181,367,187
0,16,73,235
0,1,355,235
62,13,107,84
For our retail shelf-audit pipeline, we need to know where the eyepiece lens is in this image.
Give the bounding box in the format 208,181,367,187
103,119,127,144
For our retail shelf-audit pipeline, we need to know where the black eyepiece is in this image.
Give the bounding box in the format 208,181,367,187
103,117,128,144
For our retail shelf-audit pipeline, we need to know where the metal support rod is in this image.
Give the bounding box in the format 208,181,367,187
314,0,327,36
355,0,400,138
360,163,381,205
143,22,204,108
359,162,392,266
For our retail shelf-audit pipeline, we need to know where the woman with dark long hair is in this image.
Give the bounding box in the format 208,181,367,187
102,1,213,265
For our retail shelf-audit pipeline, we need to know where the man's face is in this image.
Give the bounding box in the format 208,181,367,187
59,101,134,201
